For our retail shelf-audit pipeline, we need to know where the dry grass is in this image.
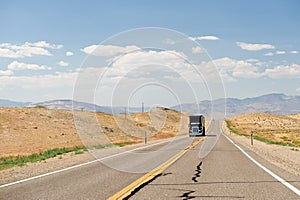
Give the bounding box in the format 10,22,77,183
227,113,300,147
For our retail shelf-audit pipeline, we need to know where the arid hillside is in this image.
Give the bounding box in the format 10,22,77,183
227,113,300,147
0,107,188,158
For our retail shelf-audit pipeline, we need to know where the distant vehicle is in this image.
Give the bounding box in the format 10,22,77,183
189,115,205,137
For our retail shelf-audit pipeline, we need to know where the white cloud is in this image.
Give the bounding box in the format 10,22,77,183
66,51,74,56
191,46,202,54
236,42,275,51
8,61,51,71
57,61,69,67
290,50,298,54
246,59,259,63
189,35,219,41
85,49,222,85
264,52,274,56
213,57,300,80
0,41,63,58
0,48,20,58
0,71,79,103
0,71,78,89
265,51,288,56
212,57,262,79
163,38,176,45
199,36,219,40
102,50,270,84
232,62,262,78
276,50,286,55
110,50,187,68
296,87,300,93
0,70,13,76
31,41,63,49
81,45,141,57
80,47,300,89
264,64,300,79
109,52,263,84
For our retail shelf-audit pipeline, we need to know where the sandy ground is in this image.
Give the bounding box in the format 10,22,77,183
227,113,300,147
0,107,188,157
222,121,300,177
0,106,189,185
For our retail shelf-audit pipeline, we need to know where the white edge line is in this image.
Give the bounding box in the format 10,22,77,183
0,136,187,189
223,134,300,197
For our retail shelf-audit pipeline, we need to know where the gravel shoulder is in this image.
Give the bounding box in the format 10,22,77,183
0,136,185,186
222,121,300,177
0,151,94,185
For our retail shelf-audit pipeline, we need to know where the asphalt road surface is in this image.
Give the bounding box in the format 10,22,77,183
1,120,299,199
0,134,199,199
130,121,300,199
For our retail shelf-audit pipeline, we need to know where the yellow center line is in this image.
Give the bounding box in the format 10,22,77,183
108,137,205,200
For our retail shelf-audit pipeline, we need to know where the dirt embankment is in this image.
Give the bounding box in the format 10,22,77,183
223,121,300,177
0,107,188,158
224,112,300,177
227,113,300,147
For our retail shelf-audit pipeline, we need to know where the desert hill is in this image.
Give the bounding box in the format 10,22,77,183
0,107,188,158
226,112,300,147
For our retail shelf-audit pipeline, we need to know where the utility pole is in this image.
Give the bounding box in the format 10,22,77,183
142,102,146,144
124,107,127,120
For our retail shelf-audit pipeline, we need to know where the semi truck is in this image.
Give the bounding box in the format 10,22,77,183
189,115,205,137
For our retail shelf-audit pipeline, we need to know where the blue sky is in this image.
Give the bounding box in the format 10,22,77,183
0,0,299,106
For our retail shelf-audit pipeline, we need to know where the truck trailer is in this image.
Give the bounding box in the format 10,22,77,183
189,115,205,137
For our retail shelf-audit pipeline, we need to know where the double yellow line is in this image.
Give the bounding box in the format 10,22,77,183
108,137,205,200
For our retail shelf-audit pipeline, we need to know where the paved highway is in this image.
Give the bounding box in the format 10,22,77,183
130,121,300,199
0,134,200,199
1,120,299,199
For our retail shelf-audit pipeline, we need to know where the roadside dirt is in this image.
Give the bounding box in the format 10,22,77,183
0,151,94,185
227,113,300,147
222,120,300,177
0,107,188,157
0,106,189,185
0,136,185,185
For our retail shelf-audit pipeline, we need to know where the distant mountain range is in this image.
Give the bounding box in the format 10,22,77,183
1,93,299,117
171,93,300,118
0,99,31,107
28,100,143,114
0,98,145,114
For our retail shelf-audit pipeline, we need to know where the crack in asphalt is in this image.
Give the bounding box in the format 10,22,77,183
179,190,196,200
178,161,202,199
192,161,202,183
